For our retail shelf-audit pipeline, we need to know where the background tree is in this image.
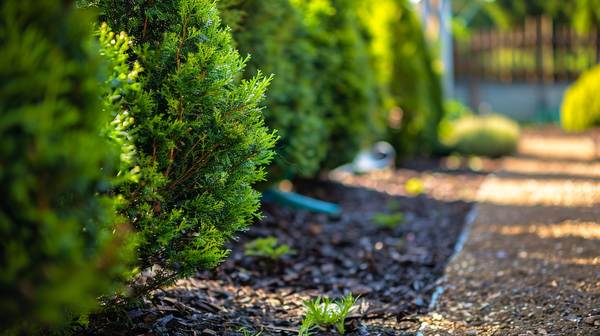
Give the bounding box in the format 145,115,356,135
358,0,444,159
220,0,328,180
220,0,382,179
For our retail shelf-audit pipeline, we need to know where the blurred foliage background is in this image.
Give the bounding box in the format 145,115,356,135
220,0,444,177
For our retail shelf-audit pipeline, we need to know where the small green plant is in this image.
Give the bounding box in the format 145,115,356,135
244,237,296,259
372,212,405,229
372,201,404,228
299,294,359,336
238,327,263,336
405,177,425,195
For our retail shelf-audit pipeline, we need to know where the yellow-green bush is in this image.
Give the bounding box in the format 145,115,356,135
441,114,520,158
560,64,600,132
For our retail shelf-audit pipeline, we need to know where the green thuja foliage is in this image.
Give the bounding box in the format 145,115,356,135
81,0,277,295
560,64,600,132
387,0,444,158
358,0,444,159
220,0,327,179
97,23,144,185
221,0,381,177
292,0,381,169
0,0,130,333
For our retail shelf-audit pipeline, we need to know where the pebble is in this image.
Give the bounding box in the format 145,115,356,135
584,315,600,325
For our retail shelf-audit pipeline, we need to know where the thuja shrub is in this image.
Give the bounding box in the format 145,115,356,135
0,0,130,332
560,64,600,132
358,0,444,159
221,0,381,176
386,0,444,158
82,0,277,294
220,0,327,179
292,0,382,169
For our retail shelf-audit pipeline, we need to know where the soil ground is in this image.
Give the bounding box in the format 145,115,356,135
82,126,600,336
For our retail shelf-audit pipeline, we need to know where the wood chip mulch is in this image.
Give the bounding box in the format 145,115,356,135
82,162,478,336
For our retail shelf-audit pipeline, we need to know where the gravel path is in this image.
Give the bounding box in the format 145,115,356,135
421,130,600,336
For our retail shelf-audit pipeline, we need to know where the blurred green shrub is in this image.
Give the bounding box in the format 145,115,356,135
0,1,131,332
358,0,445,160
293,0,381,169
220,0,382,178
220,0,328,179
560,64,600,132
440,113,520,158
82,0,277,299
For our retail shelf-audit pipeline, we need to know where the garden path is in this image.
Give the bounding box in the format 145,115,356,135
420,129,600,336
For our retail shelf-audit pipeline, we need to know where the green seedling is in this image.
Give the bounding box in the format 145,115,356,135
244,237,296,259
371,212,405,229
238,327,263,336
386,200,400,212
299,293,359,336
396,236,407,249
372,201,404,229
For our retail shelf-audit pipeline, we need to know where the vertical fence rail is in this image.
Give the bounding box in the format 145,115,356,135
454,16,599,83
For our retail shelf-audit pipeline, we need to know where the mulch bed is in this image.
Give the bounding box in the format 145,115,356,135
82,160,480,336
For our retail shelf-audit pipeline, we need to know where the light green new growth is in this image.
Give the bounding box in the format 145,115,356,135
244,237,296,259
238,327,263,336
372,212,405,229
299,294,359,336
372,200,404,228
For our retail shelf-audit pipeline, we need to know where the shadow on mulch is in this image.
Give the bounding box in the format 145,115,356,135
81,170,475,336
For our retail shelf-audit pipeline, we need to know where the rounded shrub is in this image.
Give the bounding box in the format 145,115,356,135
440,114,520,158
560,64,600,132
0,0,131,332
81,0,277,296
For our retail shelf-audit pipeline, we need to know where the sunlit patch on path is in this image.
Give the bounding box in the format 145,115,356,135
517,135,598,160
330,168,486,202
490,220,600,240
476,176,600,207
502,157,600,178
